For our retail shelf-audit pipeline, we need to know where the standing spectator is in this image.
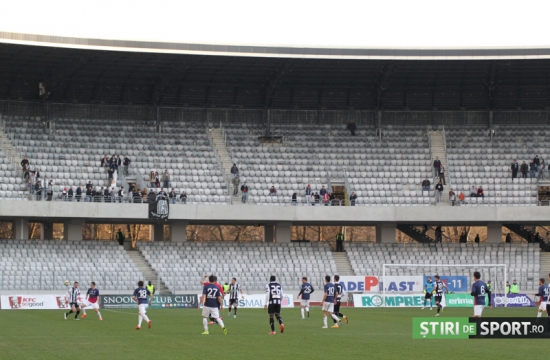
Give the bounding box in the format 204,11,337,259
538,159,546,182
180,191,187,204
421,178,431,192
68,187,74,202
28,179,34,195
240,182,249,203
85,186,92,202
35,181,42,200
505,233,512,243
520,161,529,178
100,155,109,169
448,188,456,206
319,186,327,198
435,226,442,243
474,234,480,244
162,170,170,188
117,187,125,202
155,172,160,188
534,155,540,168
21,156,29,172
346,121,356,136
232,175,240,196
435,181,443,203
323,192,330,206
336,232,344,252
230,164,239,179
108,167,114,181
439,165,446,185
458,191,465,205
75,185,82,202
116,229,125,246
169,188,176,204
116,155,121,171
149,171,156,188
104,187,111,203
310,193,316,206
470,186,477,198
529,160,537,179
23,163,30,181
349,191,357,206
459,231,467,243
46,180,54,201
477,186,484,199
123,156,131,175
510,160,519,179
305,184,312,205
329,192,336,205
433,157,441,178
269,186,277,196
291,192,297,206
61,188,67,200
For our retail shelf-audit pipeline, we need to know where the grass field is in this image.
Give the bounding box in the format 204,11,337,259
0,306,542,360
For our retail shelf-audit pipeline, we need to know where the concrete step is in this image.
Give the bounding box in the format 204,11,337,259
126,250,171,294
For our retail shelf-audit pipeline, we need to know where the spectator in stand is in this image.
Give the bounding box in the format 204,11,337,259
117,187,124,203
433,157,441,178
291,192,297,205
230,164,239,179
477,186,484,199
448,188,456,206
534,155,540,168
511,160,519,179
28,179,33,195
85,186,92,202
305,184,312,205
123,156,131,175
329,192,336,205
310,193,316,206
162,170,170,188
529,160,537,179
149,171,156,188
21,156,29,173
75,185,82,202
155,172,160,188
61,187,67,200
435,181,443,203
439,165,446,185
459,231,467,243
474,234,480,244
169,188,176,204
269,186,277,196
458,191,465,205
314,192,320,205
505,233,512,243
538,159,546,182
108,167,114,181
23,163,30,181
240,182,249,203
421,177,431,192
319,186,327,198
46,180,54,201
116,155,121,171
68,187,74,201
232,175,240,196
349,191,357,206
100,155,109,169
158,188,167,197
104,187,111,203
346,121,356,136
323,192,330,206
435,226,443,243
35,181,42,200
180,191,187,204
470,186,477,198
110,187,116,202
520,161,529,178
86,181,93,192
147,189,156,204
141,188,148,201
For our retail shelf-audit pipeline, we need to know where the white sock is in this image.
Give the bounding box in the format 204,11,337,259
97,311,102,318
203,318,208,332
323,316,327,327
538,312,542,318
217,318,225,328
138,315,143,327
82,309,86,314
305,307,309,313
301,309,304,318
142,313,150,322
331,314,339,322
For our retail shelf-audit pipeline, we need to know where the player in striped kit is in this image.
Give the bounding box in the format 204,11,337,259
227,278,243,318
80,282,102,320
64,282,81,320
264,275,285,335
333,275,348,324
433,275,449,317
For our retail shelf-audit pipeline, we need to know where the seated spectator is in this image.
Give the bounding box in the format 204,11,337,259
100,155,109,169
329,192,336,205
346,121,356,136
421,178,430,191
169,188,176,204
314,192,320,205
448,188,456,206
141,188,148,201
323,192,330,206
180,191,187,204
61,187,67,200
458,191,465,205
349,191,357,206
269,186,277,196
470,186,477,198
477,186,484,199
291,192,297,205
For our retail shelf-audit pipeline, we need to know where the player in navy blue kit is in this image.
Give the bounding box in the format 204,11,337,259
132,280,153,330
80,282,102,320
333,275,348,324
534,278,549,318
298,277,314,319
264,275,285,335
470,271,487,318
200,275,227,335
433,275,448,317
321,276,341,329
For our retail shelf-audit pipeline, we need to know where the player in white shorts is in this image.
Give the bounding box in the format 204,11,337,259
321,276,340,328
535,278,549,318
80,282,102,320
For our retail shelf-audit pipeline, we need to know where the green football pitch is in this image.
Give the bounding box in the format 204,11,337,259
0,306,541,360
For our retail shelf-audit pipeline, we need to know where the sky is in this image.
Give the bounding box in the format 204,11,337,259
2,0,550,48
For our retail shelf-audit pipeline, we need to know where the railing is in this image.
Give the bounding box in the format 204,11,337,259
206,128,229,196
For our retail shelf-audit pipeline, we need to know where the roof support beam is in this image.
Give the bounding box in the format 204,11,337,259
264,60,295,108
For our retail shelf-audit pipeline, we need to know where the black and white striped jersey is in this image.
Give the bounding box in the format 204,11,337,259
434,281,445,296
67,287,80,303
229,283,241,300
335,283,346,299
265,282,284,305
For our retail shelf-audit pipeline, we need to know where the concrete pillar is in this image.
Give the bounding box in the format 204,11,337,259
170,222,187,242
13,219,28,240
487,223,502,243
376,223,396,243
264,225,274,243
151,224,165,242
41,222,53,240
63,220,84,241
275,222,291,243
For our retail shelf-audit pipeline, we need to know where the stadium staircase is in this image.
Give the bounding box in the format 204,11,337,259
429,130,450,206
540,252,550,280
504,224,535,242
126,249,171,294
333,252,355,276
0,120,23,176
396,224,435,243
209,128,238,204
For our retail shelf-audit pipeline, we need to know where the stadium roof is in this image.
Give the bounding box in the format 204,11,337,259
2,38,550,110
